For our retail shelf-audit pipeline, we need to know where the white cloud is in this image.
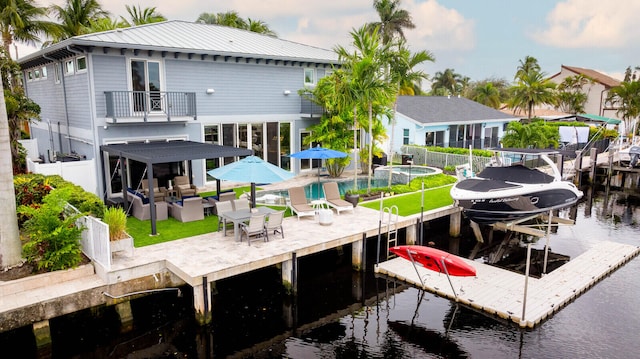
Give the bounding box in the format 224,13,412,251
532,0,640,48
405,0,475,51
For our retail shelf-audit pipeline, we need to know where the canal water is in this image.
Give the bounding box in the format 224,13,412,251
2,186,639,358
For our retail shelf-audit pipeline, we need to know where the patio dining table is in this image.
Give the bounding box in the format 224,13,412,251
219,207,277,242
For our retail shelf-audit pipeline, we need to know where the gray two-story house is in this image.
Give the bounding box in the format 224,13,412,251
18,20,337,200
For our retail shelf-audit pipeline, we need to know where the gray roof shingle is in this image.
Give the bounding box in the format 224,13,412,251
396,96,518,124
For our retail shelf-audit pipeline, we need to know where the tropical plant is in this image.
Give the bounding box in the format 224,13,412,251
196,11,276,36
507,57,557,119
367,0,415,45
606,80,640,137
120,5,166,26
18,187,84,271
335,25,395,192
103,207,129,241
500,120,559,149
556,74,595,114
47,0,109,43
0,0,56,60
430,68,465,96
470,82,501,109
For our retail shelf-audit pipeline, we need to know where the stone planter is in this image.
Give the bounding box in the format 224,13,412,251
110,235,134,257
344,193,360,207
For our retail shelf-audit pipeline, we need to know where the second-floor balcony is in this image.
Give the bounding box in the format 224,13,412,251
300,96,325,118
105,91,197,123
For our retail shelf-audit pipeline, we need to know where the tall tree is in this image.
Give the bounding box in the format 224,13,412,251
386,42,433,187
0,0,55,60
48,0,109,42
0,76,22,268
556,74,594,114
335,25,394,192
507,57,556,119
430,68,464,96
368,0,415,44
120,5,166,26
196,11,276,36
607,80,640,137
500,120,559,149
470,82,501,109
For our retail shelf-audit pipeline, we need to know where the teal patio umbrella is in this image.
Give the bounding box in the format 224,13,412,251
289,145,348,198
207,155,294,207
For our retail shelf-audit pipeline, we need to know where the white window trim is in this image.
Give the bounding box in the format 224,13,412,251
64,59,75,76
304,68,316,86
76,56,87,73
126,57,165,92
54,64,61,84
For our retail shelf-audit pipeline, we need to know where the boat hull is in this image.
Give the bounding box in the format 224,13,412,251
389,245,476,277
450,177,583,224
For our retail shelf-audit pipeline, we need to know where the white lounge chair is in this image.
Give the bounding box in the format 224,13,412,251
323,182,354,215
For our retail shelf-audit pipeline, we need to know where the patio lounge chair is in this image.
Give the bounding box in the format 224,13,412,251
323,182,354,215
126,190,168,221
239,214,268,245
170,196,204,222
287,186,315,220
141,177,166,202
174,175,197,198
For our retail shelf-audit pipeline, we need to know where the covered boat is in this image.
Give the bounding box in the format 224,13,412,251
450,149,583,224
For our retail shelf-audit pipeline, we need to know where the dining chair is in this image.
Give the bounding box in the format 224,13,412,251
215,200,234,235
265,210,285,238
240,214,267,245
233,197,250,211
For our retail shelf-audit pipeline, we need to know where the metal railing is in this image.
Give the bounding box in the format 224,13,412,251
105,91,197,122
300,97,324,117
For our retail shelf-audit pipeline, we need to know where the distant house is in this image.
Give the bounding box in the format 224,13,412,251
18,21,338,200
384,96,520,155
548,65,622,121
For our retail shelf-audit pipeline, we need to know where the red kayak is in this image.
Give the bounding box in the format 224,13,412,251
389,245,476,277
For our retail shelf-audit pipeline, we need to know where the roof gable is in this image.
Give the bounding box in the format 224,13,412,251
396,96,518,124
554,65,621,88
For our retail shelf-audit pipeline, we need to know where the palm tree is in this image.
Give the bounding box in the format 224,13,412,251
336,25,395,192
430,68,464,96
0,0,55,60
501,121,558,149
556,74,594,114
120,5,166,26
507,59,556,119
607,80,640,138
368,0,415,44
247,18,277,37
471,82,501,109
0,79,22,268
196,11,277,36
48,0,109,42
386,42,433,187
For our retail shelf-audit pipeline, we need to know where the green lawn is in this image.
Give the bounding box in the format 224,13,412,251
360,185,455,216
127,181,455,247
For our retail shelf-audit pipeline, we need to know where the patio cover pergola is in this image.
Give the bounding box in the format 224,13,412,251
100,140,253,235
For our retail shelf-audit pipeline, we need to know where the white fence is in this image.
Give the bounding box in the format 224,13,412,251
400,146,493,174
66,204,113,271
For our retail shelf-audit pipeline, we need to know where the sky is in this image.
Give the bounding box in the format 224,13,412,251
15,0,640,84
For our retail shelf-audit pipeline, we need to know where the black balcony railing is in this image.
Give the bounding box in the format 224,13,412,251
105,91,197,122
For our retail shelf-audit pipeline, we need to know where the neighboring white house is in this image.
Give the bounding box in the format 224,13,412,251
383,96,520,156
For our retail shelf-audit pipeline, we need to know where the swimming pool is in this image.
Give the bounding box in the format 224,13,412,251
255,177,398,203
373,165,441,183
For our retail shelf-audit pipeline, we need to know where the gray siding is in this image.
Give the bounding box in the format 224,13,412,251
23,63,66,122
92,55,128,118
165,59,306,116
62,69,92,129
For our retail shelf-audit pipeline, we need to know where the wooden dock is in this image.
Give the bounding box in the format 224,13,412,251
375,241,640,328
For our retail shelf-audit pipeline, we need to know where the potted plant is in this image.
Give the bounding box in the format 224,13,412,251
344,190,360,207
102,207,133,256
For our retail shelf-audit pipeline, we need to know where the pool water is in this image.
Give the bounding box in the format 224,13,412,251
264,178,393,201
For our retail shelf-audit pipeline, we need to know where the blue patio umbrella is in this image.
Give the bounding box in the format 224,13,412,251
207,155,294,207
289,145,348,198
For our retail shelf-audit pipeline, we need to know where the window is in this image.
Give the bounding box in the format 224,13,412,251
304,68,315,85
65,59,75,75
76,57,87,72
34,69,41,79
403,129,410,145
27,71,33,81
41,66,47,79
54,64,61,83
130,60,162,112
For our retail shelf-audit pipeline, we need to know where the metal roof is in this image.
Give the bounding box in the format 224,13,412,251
100,140,253,164
396,96,518,124
19,20,340,69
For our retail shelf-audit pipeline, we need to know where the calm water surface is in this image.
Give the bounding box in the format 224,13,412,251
3,186,639,358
